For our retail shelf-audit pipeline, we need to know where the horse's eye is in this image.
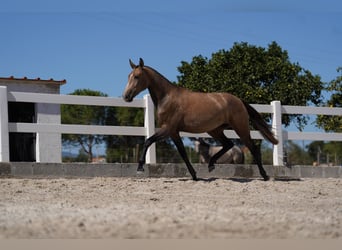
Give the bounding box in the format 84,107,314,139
134,75,139,79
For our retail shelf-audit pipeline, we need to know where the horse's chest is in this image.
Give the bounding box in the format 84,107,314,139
156,104,179,124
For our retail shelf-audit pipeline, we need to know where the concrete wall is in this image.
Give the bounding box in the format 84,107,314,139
1,163,341,179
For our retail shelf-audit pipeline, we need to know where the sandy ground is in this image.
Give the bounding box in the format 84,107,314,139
0,177,341,238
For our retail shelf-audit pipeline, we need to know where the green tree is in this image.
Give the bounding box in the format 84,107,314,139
105,107,145,162
61,89,108,162
74,148,89,162
177,41,324,130
307,141,342,166
307,141,325,164
323,142,342,166
317,67,342,132
285,141,311,165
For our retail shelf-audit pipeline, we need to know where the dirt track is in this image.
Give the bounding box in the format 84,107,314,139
0,177,341,238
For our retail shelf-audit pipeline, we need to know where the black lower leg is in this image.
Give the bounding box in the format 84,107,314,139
243,138,269,181
137,131,167,172
137,140,151,172
172,135,198,181
208,143,234,172
251,145,269,181
258,165,269,181
207,135,234,172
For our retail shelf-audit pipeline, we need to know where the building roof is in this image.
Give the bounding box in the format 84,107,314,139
0,76,66,85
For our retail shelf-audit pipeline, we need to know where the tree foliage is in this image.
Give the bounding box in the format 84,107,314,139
177,42,324,130
316,67,342,132
61,89,108,162
307,141,342,166
105,107,145,163
284,141,312,165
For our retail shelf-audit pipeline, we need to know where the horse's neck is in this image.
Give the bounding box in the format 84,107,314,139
145,67,176,106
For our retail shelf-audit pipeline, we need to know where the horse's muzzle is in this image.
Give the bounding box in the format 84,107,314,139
123,93,133,102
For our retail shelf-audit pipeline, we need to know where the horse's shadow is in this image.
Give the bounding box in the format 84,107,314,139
178,177,301,183
178,177,253,183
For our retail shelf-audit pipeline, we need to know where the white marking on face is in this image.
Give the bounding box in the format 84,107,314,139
128,72,134,83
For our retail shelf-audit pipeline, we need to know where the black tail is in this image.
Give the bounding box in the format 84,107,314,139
243,101,278,145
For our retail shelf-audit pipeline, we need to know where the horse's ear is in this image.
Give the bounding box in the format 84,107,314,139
139,58,144,68
129,59,136,69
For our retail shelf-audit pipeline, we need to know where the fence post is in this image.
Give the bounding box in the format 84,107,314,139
271,100,284,166
0,86,10,162
144,94,156,164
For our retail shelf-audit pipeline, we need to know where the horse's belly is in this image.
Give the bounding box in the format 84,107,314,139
182,115,226,133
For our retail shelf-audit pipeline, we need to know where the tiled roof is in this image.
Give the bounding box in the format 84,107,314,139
0,76,66,85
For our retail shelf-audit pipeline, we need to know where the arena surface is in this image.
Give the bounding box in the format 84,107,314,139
0,177,341,238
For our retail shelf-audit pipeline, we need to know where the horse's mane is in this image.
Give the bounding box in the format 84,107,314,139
144,66,180,88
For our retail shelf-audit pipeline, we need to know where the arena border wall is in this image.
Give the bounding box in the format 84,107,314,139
1,163,341,179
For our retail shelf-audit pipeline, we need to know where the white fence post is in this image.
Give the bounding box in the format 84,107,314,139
144,94,156,164
271,100,284,166
0,86,10,162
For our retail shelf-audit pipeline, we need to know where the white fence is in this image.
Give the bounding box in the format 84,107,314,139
1,86,341,165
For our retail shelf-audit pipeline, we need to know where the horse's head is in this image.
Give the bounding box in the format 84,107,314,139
123,58,149,102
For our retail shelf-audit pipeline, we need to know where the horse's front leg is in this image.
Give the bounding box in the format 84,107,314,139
137,128,169,172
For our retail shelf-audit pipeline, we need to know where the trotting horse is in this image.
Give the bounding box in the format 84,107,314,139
123,58,278,181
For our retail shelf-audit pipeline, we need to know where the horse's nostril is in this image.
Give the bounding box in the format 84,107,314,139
123,93,133,102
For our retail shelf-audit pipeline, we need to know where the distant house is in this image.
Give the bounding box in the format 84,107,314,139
0,76,66,162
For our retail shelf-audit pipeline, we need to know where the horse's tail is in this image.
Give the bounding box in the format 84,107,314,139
242,101,278,145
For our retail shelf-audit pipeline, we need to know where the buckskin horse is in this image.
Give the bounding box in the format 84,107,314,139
123,58,278,181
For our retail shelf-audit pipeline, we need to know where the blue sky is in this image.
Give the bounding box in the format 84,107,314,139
1,0,341,155
1,0,341,101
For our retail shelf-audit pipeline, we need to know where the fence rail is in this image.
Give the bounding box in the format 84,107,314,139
1,86,341,165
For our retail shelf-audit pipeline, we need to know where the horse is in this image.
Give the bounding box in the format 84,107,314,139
123,58,278,181
194,138,244,164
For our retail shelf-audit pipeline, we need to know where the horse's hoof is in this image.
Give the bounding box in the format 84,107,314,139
137,167,145,173
192,175,198,181
263,175,270,181
208,165,215,172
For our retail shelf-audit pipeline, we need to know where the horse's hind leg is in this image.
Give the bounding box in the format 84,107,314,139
242,136,269,181
230,113,269,181
207,129,234,172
